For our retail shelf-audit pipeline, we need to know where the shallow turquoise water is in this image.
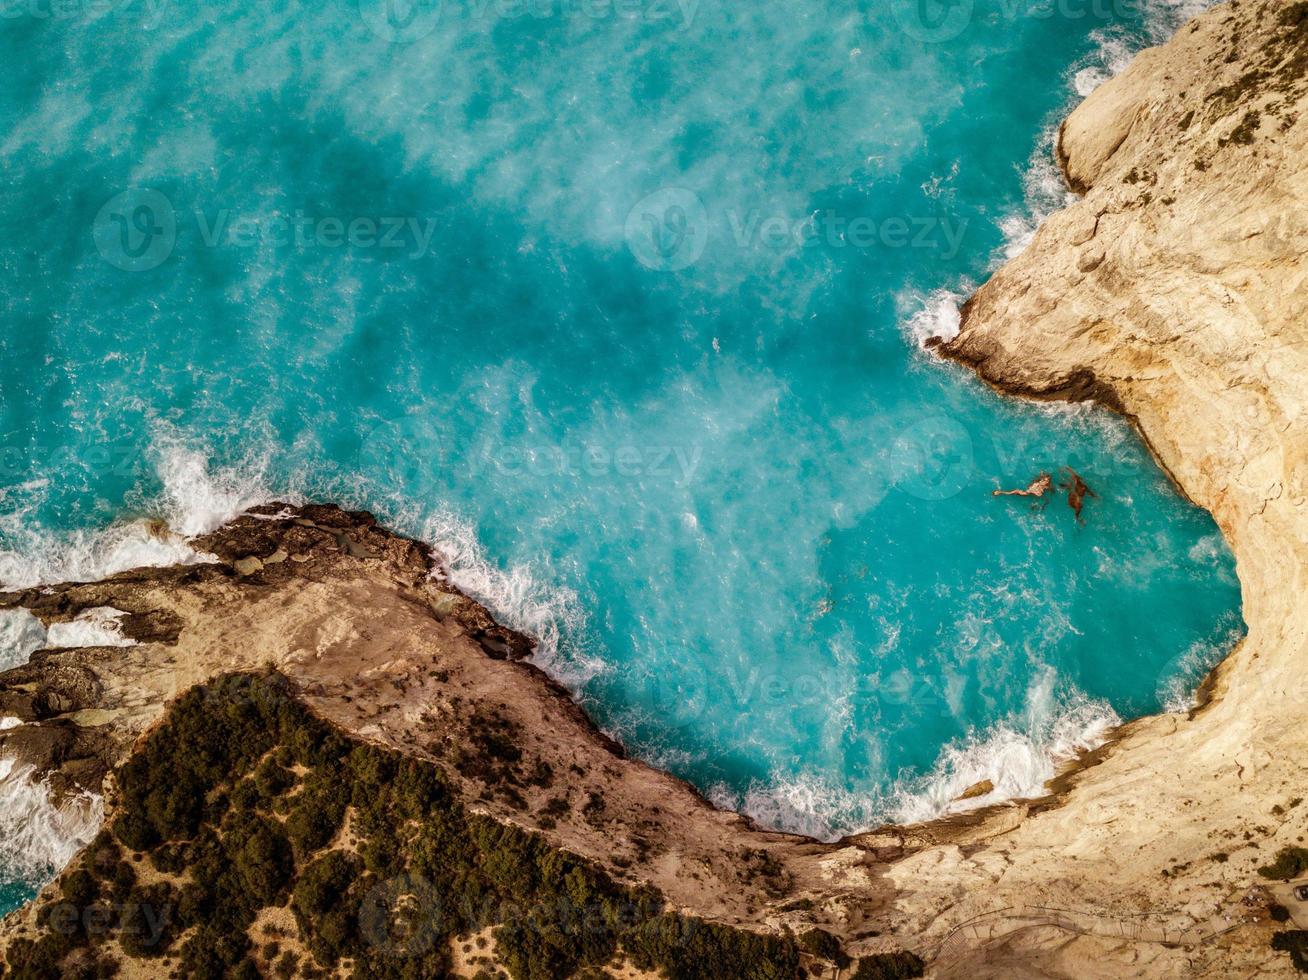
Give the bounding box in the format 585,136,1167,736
0,0,1238,902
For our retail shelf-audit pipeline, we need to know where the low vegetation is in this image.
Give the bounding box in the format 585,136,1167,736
1258,846,1308,881
851,951,925,979
1,672,824,979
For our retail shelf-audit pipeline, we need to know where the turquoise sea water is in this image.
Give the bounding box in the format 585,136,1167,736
0,0,1239,903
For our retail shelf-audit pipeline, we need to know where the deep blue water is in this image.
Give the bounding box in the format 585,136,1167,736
0,0,1238,904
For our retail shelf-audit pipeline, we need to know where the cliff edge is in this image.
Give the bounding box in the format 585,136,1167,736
919,0,1308,975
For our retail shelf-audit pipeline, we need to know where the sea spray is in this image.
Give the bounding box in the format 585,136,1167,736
0,611,45,672
419,508,604,688
890,668,1121,823
44,607,137,649
0,760,103,885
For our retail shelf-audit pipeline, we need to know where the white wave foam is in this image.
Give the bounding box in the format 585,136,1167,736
710,774,872,843
0,760,102,882
1076,2,1217,100
1000,133,1078,259
1158,623,1245,713
997,0,1216,260
0,516,201,593
900,287,968,348
1140,0,1217,43
1074,31,1135,97
418,509,604,688
146,431,277,537
0,610,46,670
44,607,136,649
0,429,277,592
705,672,1119,839
890,669,1119,824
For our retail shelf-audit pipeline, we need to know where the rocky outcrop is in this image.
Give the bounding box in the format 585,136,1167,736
0,504,905,975
915,1,1308,975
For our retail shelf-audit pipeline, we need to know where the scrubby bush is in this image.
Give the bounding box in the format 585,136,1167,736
1273,931,1308,974
626,913,801,980
1260,847,1308,881
799,928,850,968
6,671,808,980
852,950,926,979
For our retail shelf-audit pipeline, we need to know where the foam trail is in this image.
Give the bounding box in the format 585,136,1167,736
710,775,872,843
0,430,277,592
147,432,278,536
900,287,968,348
0,760,103,882
419,509,604,687
0,517,201,593
0,611,46,670
999,0,1217,259
1158,622,1245,713
999,136,1077,259
1074,32,1135,97
891,671,1119,824
44,607,136,649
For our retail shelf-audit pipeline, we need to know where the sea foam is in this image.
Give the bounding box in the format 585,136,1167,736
0,611,46,671
0,430,276,592
0,760,103,883
890,671,1120,824
418,508,603,688
44,607,136,650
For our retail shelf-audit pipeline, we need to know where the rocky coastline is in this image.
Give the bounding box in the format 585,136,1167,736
1,1,1306,976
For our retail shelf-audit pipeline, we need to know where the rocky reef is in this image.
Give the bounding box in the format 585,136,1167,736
1,1,1306,977
0,505,910,978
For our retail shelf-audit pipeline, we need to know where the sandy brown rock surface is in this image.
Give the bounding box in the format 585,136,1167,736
917,1,1308,975
0,505,903,968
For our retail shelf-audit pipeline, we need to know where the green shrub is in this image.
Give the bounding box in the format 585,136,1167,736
6,671,808,980
1273,931,1308,974
626,913,801,980
1259,847,1308,881
799,928,850,968
853,950,926,980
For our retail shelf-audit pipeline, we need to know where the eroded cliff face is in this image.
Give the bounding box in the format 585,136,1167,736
0,506,904,976
915,0,1308,975
0,2,1305,977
